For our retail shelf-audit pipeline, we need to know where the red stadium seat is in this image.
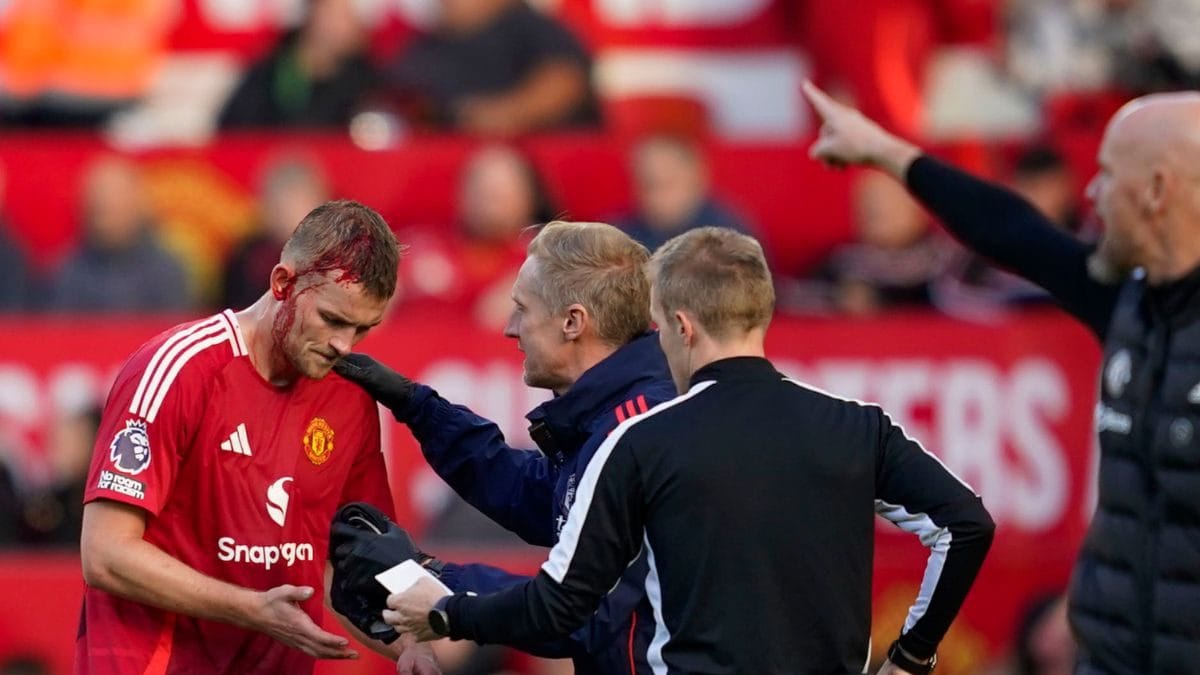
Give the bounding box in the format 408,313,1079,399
605,95,712,139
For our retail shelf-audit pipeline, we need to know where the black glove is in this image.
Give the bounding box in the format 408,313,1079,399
333,354,417,419
328,503,444,644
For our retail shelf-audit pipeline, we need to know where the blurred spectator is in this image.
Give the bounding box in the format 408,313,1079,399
0,225,31,311
19,406,100,547
786,172,951,316
1006,0,1200,95
617,134,752,252
0,655,50,675
1112,0,1200,92
933,145,1083,319
385,0,600,135
0,0,169,128
218,0,377,130
49,157,191,313
1015,594,1076,675
1004,0,1126,94
1010,145,1083,233
0,165,33,311
221,158,329,308
1003,593,1077,675
0,440,24,546
400,145,554,328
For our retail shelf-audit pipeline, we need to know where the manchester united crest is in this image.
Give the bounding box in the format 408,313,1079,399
303,417,335,465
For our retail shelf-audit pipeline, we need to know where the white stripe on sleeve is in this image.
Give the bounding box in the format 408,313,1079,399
542,380,716,583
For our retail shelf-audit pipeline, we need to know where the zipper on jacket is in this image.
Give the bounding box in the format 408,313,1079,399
1138,308,1170,670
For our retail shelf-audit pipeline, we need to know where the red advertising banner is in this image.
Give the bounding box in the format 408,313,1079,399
0,309,1101,673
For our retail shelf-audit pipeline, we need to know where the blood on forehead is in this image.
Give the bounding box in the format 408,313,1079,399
295,230,377,286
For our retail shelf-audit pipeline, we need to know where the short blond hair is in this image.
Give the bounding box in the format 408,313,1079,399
526,221,651,346
650,227,774,338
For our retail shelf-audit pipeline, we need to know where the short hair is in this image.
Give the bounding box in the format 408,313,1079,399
282,199,401,300
526,221,651,346
650,227,774,338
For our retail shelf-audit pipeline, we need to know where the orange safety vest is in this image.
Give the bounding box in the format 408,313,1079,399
0,0,170,101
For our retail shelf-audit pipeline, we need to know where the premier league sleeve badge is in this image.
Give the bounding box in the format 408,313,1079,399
109,419,152,475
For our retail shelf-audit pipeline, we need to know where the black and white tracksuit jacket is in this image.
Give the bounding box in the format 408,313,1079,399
442,356,995,674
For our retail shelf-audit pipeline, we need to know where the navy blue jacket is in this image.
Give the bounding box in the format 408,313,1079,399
397,332,675,674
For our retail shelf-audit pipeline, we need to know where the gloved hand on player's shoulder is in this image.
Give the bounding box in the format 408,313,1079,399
333,354,418,419
328,502,445,644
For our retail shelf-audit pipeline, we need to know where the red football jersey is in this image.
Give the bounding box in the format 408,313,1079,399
75,310,395,674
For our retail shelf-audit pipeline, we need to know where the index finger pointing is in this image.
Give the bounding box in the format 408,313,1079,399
801,80,841,120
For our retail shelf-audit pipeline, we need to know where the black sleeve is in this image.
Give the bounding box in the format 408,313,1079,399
444,435,646,644
403,386,558,546
874,410,995,661
906,155,1118,339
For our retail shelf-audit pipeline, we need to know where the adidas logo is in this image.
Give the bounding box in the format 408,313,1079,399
220,423,252,457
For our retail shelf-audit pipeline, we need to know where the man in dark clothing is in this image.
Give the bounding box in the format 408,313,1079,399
381,227,995,675
51,156,190,313
335,221,675,673
385,0,600,135
803,81,1200,674
0,221,32,311
218,0,376,129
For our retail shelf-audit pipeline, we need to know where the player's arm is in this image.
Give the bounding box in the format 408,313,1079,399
332,510,638,659
903,156,1117,338
335,354,557,545
408,390,557,545
437,554,647,658
81,499,357,659
383,433,648,644
873,409,995,664
802,80,1119,339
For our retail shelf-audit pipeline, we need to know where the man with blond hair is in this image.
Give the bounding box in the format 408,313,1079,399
383,227,995,675
332,221,675,673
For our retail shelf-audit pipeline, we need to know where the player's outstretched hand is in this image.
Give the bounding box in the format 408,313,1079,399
334,354,418,417
255,584,359,659
801,80,921,178
395,634,442,675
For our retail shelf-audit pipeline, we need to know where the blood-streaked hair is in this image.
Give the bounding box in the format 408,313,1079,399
283,199,403,299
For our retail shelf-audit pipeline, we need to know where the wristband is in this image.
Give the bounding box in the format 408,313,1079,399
887,640,936,675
